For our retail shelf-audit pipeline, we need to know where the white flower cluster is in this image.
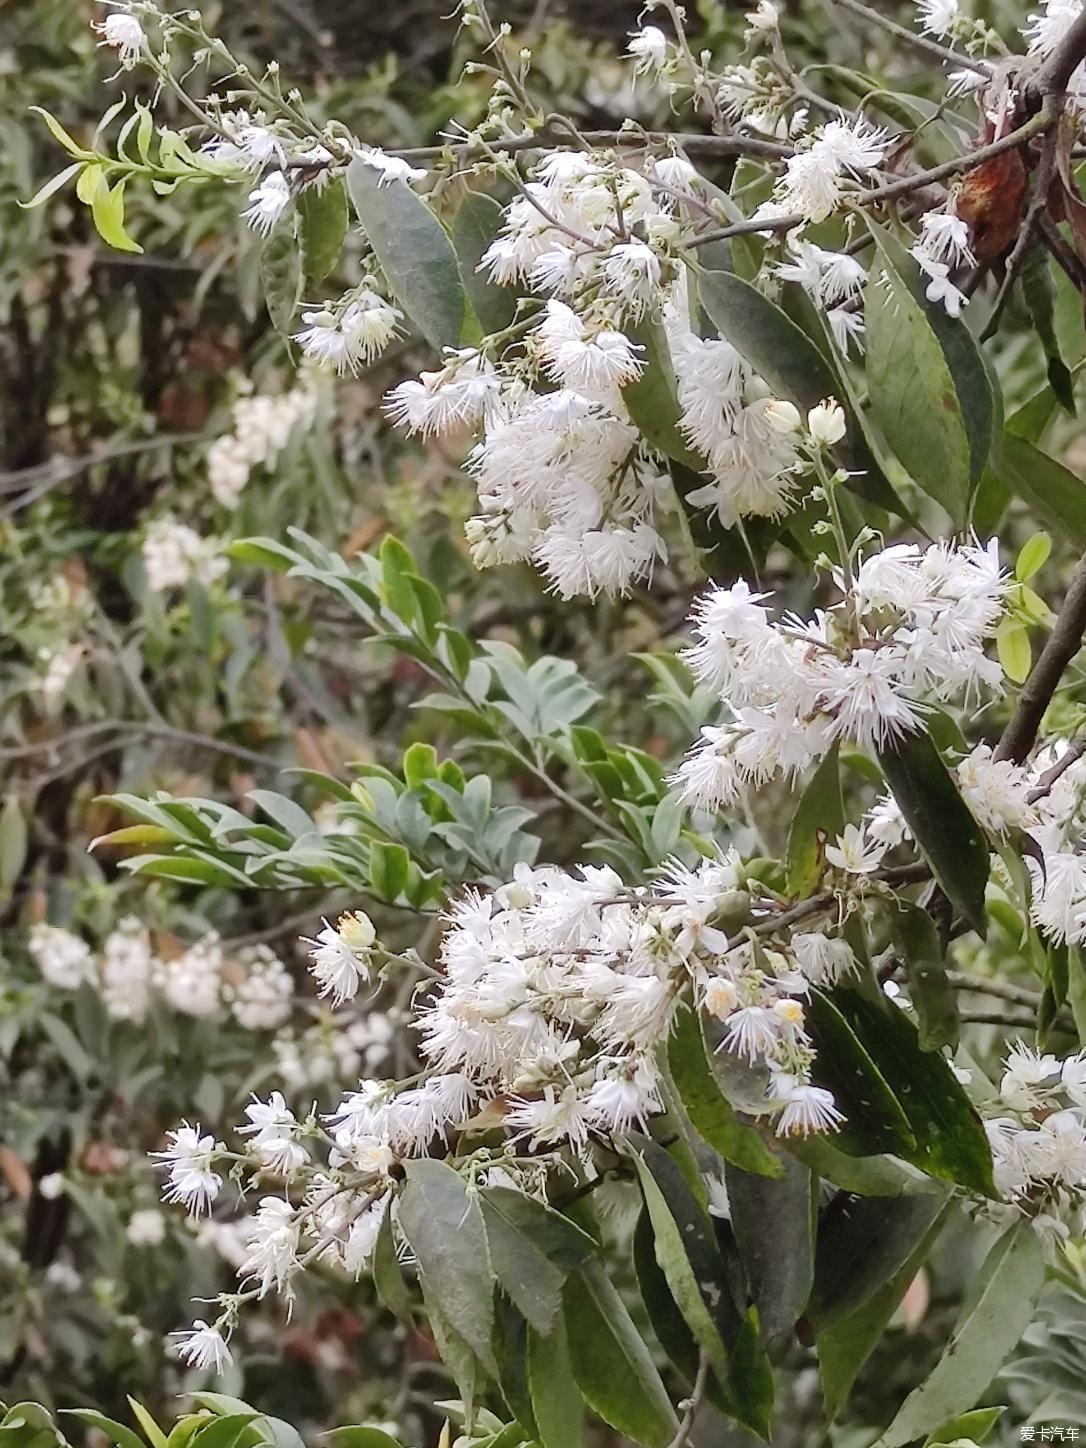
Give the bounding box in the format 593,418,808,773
207,378,320,508
767,119,888,224
141,515,228,592
27,921,293,1029
673,539,1006,813
159,853,864,1365
294,287,403,377
986,1044,1086,1234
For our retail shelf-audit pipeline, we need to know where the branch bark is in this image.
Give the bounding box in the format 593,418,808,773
995,552,1086,762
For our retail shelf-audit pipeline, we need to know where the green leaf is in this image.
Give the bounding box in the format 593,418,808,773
369,841,410,902
564,1262,678,1448
785,1135,931,1196
1021,244,1075,413
398,1160,495,1371
29,106,92,158
479,1188,594,1337
996,616,1033,684
260,223,303,338
923,1406,1004,1446
877,730,989,933
329,1431,405,1448
874,1223,1045,1447
228,538,304,572
622,317,702,466
867,224,994,512
188,1416,260,1448
632,1141,738,1386
668,1007,783,1178
298,181,349,286
1068,947,1086,1043
347,160,471,350
527,1316,584,1448
818,1204,949,1421
451,190,517,336
808,1190,947,1328
0,798,27,899
894,901,958,1052
427,1296,480,1426
698,268,904,514
21,162,84,210
90,178,143,254
996,432,1086,550
126,1403,166,1448
829,987,995,1196
64,1414,142,1448
786,744,844,898
724,1154,814,1343
806,990,917,1158
187,1398,303,1448
372,1197,413,1323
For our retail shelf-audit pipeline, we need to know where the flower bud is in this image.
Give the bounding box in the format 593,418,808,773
764,398,801,433
806,398,847,447
337,910,376,952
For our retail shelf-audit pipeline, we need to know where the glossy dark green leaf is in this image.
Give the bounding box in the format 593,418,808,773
818,1204,949,1421
398,1159,494,1370
622,317,702,467
829,987,995,1196
493,1301,537,1442
806,990,917,1158
877,731,989,933
785,1134,931,1196
868,225,996,515
668,1007,783,1178
996,431,1086,551
563,1262,678,1448
372,1197,413,1322
527,1316,584,1448
874,1223,1044,1447
786,744,844,898
633,1140,739,1383
297,180,349,286
479,1188,594,1337
347,159,471,350
698,268,905,515
451,190,517,336
894,901,958,1052
1021,243,1075,412
808,1190,947,1328
725,1154,814,1343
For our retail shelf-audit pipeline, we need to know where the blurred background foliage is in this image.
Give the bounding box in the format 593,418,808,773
4,0,1086,1442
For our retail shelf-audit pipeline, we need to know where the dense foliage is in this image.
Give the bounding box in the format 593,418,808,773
12,0,1086,1444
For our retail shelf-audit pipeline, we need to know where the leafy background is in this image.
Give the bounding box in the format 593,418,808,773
4,0,1086,1443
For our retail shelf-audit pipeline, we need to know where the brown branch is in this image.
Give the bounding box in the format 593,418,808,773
390,126,795,164
996,552,1086,762
1027,735,1086,801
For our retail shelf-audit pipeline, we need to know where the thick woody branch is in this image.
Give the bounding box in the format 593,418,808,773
996,552,1086,763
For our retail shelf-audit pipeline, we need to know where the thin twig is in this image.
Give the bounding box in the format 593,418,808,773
996,552,1086,762
832,0,992,77
1027,736,1086,801
668,1351,711,1448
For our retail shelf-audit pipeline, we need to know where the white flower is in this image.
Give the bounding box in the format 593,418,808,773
746,0,780,29
916,209,973,266
28,924,93,991
916,0,959,34
142,517,227,592
956,744,1036,837
152,1123,222,1215
242,171,291,235
155,935,223,1019
537,301,644,395
913,253,968,317
825,824,887,875
1000,1042,1060,1110
304,911,376,1005
602,240,664,312
100,918,155,1023
764,399,801,433
626,25,669,72
791,932,857,986
240,1091,309,1173
354,146,426,186
93,11,145,66
126,1209,166,1246
39,1173,65,1201
806,398,846,447
174,1320,232,1373
239,1197,301,1299
775,1080,844,1136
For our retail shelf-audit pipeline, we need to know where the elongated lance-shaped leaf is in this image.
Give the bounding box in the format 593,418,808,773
724,1154,814,1343
874,1222,1044,1447
451,190,517,337
786,743,844,898
479,1188,594,1337
668,1006,784,1178
398,1159,495,1371
526,1316,584,1448
894,900,959,1051
996,431,1086,550
347,159,475,350
697,268,907,516
877,729,989,933
563,1261,679,1448
806,989,917,1158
